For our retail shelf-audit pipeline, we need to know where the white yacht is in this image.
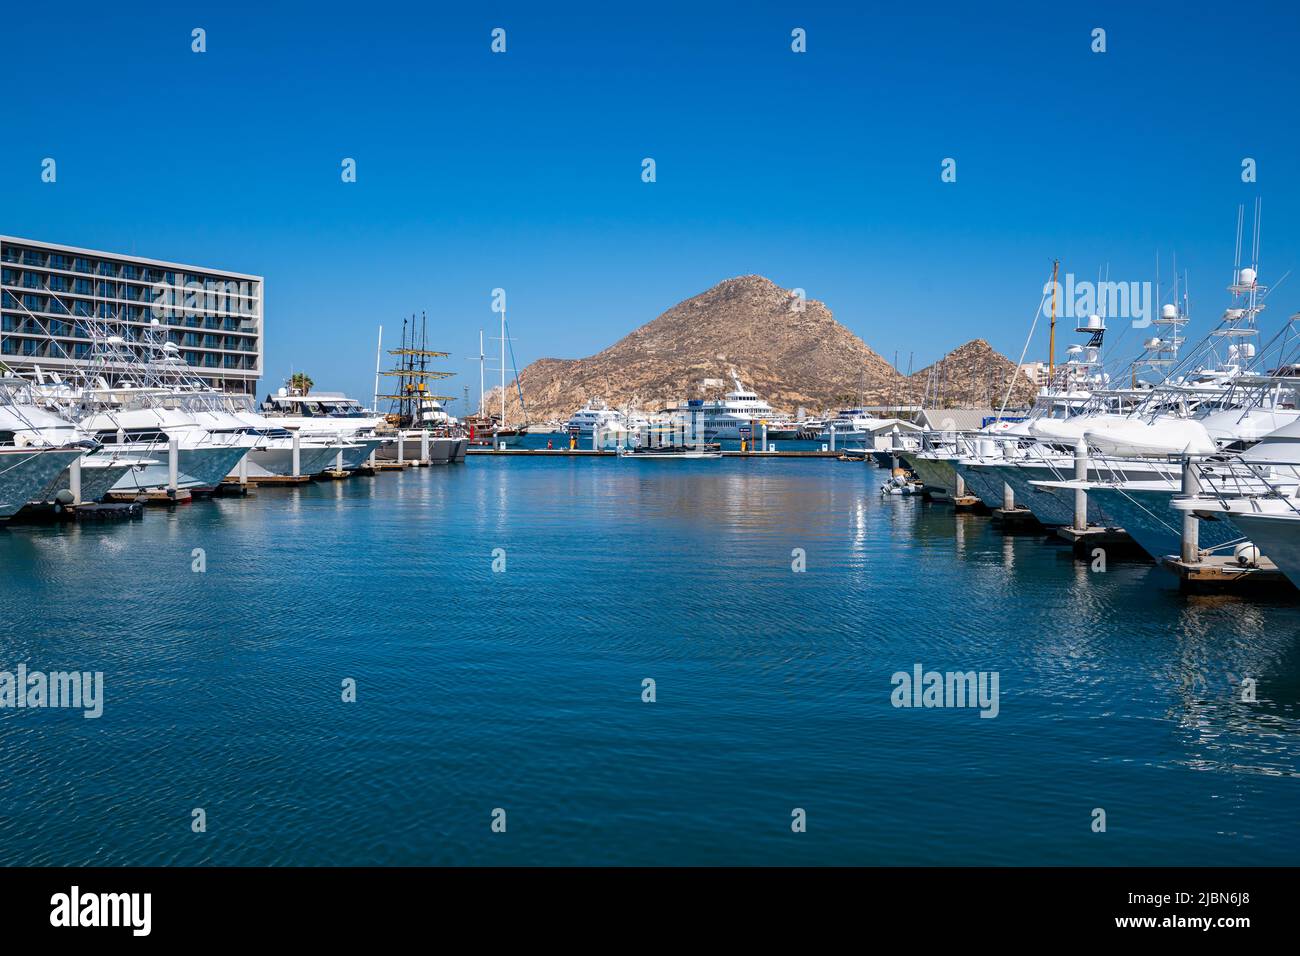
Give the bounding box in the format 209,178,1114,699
818,408,886,442
261,390,390,469
565,398,627,438
682,374,779,441
0,445,85,520
0,377,156,507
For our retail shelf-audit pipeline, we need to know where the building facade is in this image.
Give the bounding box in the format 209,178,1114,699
0,235,263,394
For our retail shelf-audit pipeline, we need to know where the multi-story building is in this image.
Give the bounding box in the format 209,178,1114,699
0,235,263,394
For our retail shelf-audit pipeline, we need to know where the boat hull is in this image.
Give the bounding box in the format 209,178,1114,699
0,448,84,519
375,435,467,464
1089,486,1244,560
109,445,248,494
905,454,960,499
1231,513,1300,587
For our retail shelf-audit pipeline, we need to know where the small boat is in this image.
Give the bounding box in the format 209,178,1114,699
619,446,721,460
881,473,923,495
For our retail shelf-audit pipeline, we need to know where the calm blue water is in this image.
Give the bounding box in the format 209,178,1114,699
1,457,1298,866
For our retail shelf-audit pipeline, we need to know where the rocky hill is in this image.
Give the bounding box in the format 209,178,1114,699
485,276,1032,424
910,339,1039,410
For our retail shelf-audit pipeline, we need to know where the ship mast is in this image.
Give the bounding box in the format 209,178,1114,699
1048,258,1059,379
500,300,506,427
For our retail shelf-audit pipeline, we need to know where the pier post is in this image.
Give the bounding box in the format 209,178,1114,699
167,438,179,494
955,472,966,497
1003,482,1014,511
69,457,82,506
397,432,405,465
829,425,836,452
368,449,377,469
1180,457,1201,563
335,449,344,473
238,452,248,487
420,430,429,464
1073,439,1088,532
761,422,768,453
292,431,301,477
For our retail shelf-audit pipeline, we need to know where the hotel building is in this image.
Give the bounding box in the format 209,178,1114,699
0,235,263,394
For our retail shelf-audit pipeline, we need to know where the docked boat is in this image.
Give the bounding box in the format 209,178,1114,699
0,446,85,520
818,408,887,442
566,398,627,438
672,374,781,441
619,445,721,460
372,314,469,464
1,377,155,507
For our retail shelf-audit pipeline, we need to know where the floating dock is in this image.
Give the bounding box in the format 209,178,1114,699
990,505,1041,531
1054,525,1146,559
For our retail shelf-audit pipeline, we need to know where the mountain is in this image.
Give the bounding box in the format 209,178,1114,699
485,276,1031,424
909,339,1039,410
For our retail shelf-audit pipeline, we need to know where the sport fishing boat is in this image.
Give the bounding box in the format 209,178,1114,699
0,445,85,520
0,378,154,507
259,390,389,469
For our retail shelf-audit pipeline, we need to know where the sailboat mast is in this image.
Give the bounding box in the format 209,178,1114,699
373,324,383,411
1048,259,1059,379
479,329,485,415
420,311,429,426
500,303,506,426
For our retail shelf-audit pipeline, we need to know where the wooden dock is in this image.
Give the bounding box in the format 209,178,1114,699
951,494,988,513
105,489,192,506
1160,554,1295,594
465,448,842,459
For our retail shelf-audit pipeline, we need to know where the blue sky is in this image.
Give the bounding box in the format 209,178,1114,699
3,1,1298,410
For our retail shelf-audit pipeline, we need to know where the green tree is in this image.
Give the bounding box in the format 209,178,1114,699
289,372,314,395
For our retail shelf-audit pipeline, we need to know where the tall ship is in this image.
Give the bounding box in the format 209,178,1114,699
373,313,467,464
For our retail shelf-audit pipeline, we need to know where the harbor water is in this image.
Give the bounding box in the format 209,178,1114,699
2,458,1298,865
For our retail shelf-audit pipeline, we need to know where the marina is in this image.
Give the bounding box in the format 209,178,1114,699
2,0,1299,913
4,452,1299,867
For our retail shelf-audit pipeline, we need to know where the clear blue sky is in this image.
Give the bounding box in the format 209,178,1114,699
3,1,1298,411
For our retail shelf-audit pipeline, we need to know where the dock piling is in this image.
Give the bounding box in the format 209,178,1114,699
292,431,301,477
1180,457,1201,563
69,457,82,506
1073,439,1088,532
167,437,179,495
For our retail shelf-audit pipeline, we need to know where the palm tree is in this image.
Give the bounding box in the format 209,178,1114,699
289,372,314,395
